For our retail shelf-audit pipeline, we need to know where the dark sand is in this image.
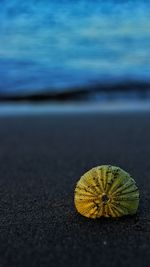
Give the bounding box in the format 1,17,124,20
0,112,150,267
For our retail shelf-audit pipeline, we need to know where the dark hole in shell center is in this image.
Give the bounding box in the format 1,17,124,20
102,194,109,203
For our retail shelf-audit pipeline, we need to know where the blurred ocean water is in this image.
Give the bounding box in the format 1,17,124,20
0,0,150,96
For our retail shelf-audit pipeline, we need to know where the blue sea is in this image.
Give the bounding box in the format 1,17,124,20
0,0,150,98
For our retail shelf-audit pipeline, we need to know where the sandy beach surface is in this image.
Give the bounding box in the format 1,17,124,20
0,112,150,267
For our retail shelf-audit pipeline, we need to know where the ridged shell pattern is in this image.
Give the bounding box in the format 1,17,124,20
74,165,139,218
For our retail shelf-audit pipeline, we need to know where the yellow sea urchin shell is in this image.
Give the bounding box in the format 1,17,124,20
74,165,139,218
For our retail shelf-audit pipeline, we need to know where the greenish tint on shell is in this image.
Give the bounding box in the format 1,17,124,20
74,165,139,218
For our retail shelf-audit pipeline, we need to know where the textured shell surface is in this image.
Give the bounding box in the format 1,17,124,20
74,165,139,218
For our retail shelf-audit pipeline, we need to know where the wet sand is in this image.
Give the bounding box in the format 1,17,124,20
0,112,150,267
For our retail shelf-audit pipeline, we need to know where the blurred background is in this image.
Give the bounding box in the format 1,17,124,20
0,0,150,113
